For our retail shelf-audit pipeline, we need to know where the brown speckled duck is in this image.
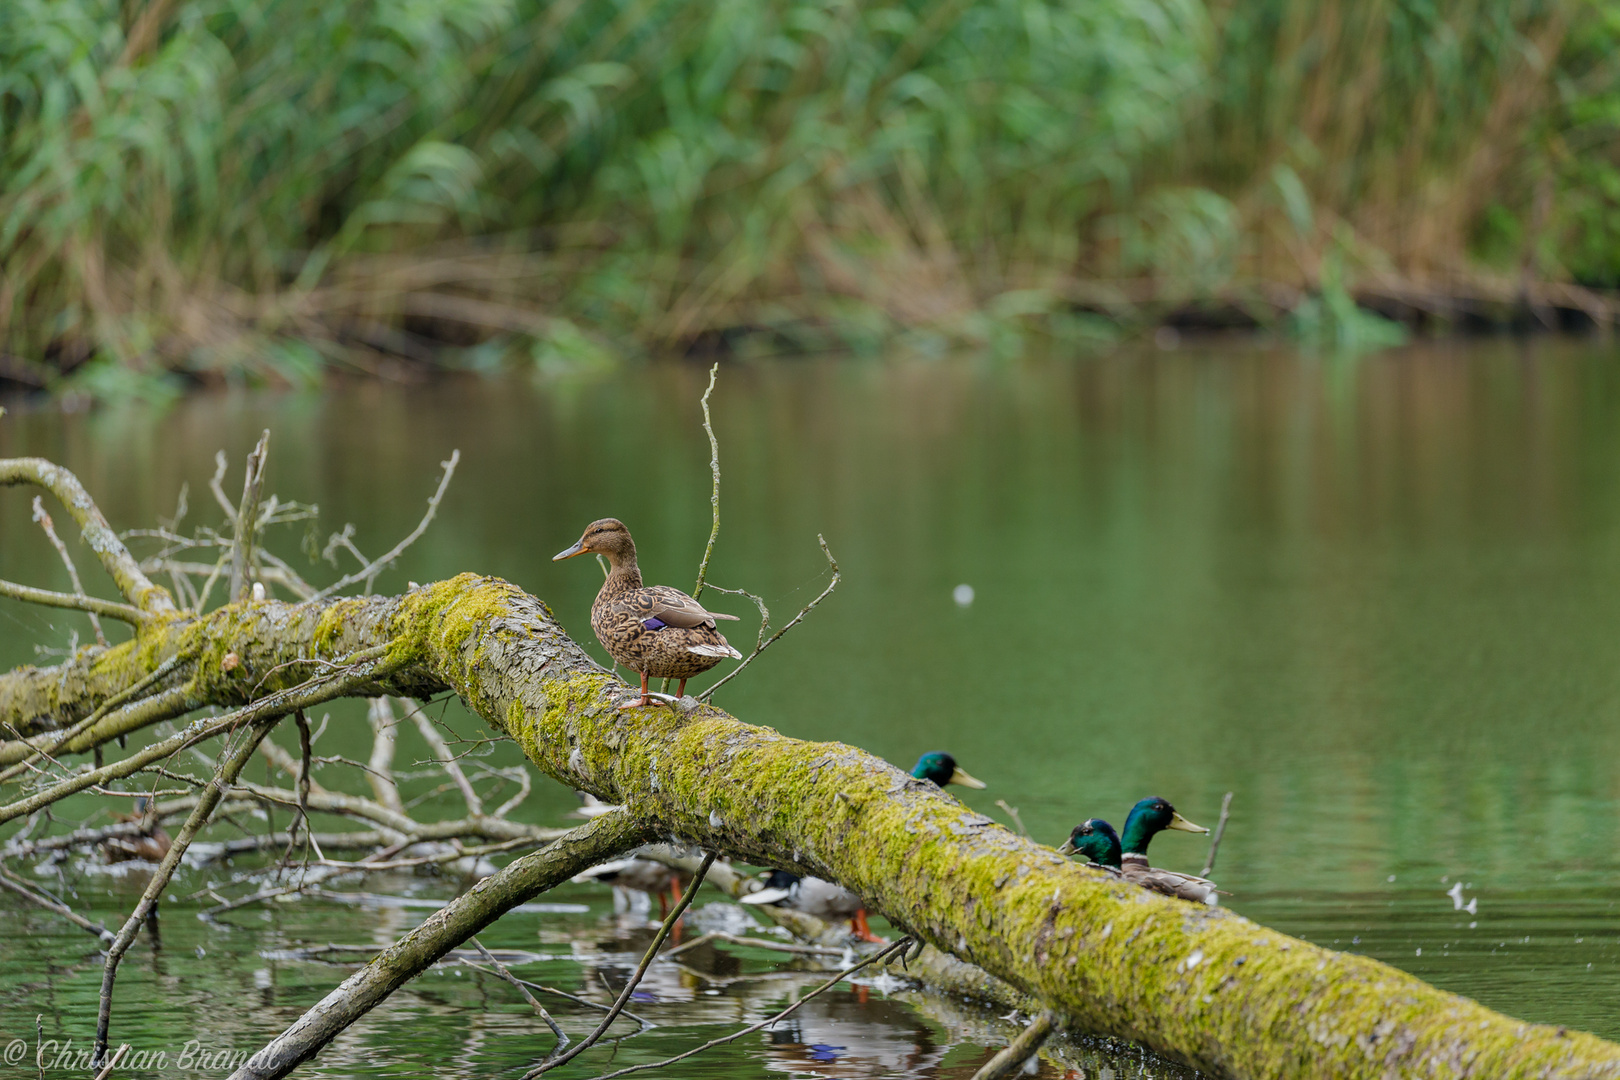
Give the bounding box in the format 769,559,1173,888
554,518,742,707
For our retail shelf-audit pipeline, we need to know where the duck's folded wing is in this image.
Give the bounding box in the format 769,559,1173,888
634,586,741,627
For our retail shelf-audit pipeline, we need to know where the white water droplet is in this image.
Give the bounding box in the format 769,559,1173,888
1415,947,1422,956
953,584,975,607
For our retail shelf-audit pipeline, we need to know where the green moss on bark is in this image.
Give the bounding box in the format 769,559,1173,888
7,572,1620,1080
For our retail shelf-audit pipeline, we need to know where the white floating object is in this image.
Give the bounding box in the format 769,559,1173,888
952,584,975,607
1446,882,1465,910
1464,898,1477,916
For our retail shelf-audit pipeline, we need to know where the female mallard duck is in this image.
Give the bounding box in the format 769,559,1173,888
739,870,883,942
101,797,172,864
910,751,986,790
573,857,688,917
1119,796,1207,870
1059,818,1220,905
554,518,742,707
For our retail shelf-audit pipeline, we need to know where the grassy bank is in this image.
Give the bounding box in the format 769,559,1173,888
3,0,1618,392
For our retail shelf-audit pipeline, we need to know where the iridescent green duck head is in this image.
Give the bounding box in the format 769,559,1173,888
553,518,636,566
911,751,986,789
1120,796,1206,857
1058,818,1122,868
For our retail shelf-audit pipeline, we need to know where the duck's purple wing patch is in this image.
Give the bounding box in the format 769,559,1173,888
641,617,668,631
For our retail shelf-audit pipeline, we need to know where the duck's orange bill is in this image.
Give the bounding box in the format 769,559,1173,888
552,541,586,561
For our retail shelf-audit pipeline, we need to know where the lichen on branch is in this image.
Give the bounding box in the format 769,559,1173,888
7,571,1615,1079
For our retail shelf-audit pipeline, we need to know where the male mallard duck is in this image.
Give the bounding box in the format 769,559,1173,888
910,751,986,789
101,797,172,864
1119,796,1207,871
739,870,883,942
554,518,742,707
1059,818,1220,905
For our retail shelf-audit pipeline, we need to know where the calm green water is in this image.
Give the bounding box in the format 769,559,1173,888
3,341,1620,1076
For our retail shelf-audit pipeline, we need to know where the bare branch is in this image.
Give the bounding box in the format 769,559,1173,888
525,851,716,1078
229,811,657,1080
310,451,459,601
971,1010,1058,1080
1201,791,1234,878
692,362,720,600
365,698,405,814
701,535,840,700
0,457,174,615
581,936,916,1080
229,431,271,604
209,451,237,522
0,865,115,944
468,938,569,1056
0,578,148,625
0,645,399,827
407,702,482,817
33,496,107,646
0,654,188,775
95,714,281,1065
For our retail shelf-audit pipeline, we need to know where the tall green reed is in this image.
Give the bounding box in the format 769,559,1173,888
1,0,1616,390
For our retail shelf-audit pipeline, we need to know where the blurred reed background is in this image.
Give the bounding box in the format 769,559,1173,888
3,0,1617,396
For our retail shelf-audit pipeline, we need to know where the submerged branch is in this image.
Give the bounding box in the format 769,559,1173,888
230,811,657,1080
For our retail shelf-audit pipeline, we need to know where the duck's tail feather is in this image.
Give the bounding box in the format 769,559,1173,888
688,643,743,659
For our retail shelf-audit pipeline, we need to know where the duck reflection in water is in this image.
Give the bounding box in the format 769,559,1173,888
759,988,948,1077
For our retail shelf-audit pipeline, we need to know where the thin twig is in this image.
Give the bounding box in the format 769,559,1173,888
971,1010,1058,1080
699,583,770,651
284,710,314,860
692,362,721,601
1201,791,1234,878
0,866,115,944
229,431,271,603
0,579,147,624
209,451,237,522
581,936,916,1080
469,938,569,1056
0,645,396,827
453,963,653,1028
91,1044,129,1080
0,654,187,781
995,800,1029,838
659,931,849,961
410,705,482,817
33,496,107,646
310,451,459,600
94,714,282,1065
701,535,840,700
524,851,717,1078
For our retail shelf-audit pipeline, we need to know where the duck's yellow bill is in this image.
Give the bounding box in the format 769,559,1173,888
949,767,987,789
552,541,585,561
1056,840,1078,856
1167,810,1209,834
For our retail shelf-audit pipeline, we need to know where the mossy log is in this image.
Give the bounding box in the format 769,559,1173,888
5,573,1620,1079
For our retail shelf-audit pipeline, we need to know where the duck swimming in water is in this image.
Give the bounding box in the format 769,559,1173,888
101,797,173,864
553,518,742,707
739,870,883,941
1119,796,1207,870
1059,818,1220,905
909,751,986,790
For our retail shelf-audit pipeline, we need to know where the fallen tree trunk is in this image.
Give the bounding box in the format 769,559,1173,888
6,572,1620,1079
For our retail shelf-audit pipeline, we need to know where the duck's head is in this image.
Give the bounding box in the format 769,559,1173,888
1058,818,1122,868
911,751,986,789
1120,796,1207,855
554,518,636,564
